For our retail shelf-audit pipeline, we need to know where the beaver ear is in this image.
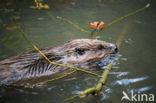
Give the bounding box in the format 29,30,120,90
67,39,72,43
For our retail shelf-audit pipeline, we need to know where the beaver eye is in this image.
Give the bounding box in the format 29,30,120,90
75,48,85,55
97,45,104,50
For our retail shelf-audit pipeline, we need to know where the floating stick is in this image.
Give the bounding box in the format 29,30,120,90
106,3,150,27
63,64,112,103
55,3,150,35
28,70,77,86
30,0,50,9
56,16,90,34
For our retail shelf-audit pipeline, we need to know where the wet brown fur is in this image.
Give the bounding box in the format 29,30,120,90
0,39,117,85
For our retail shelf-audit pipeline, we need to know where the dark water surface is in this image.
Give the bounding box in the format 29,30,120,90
0,0,156,103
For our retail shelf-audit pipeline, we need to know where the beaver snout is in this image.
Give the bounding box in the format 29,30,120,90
111,45,118,53
114,46,118,53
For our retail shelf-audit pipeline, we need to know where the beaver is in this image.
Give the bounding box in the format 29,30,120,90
0,39,118,85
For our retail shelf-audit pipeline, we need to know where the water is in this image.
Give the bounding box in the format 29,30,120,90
0,0,156,103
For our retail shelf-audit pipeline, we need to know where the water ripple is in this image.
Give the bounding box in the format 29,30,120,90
128,86,152,93
100,92,109,101
109,72,129,78
47,86,56,92
111,76,148,86
72,90,82,95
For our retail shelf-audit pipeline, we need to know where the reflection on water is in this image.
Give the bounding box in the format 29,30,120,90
111,76,148,86
128,86,152,93
0,0,156,103
109,72,129,78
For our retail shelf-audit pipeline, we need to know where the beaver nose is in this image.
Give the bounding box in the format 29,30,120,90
114,47,118,53
112,46,118,53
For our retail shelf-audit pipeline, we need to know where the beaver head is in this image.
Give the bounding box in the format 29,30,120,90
52,39,117,66
0,39,117,84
